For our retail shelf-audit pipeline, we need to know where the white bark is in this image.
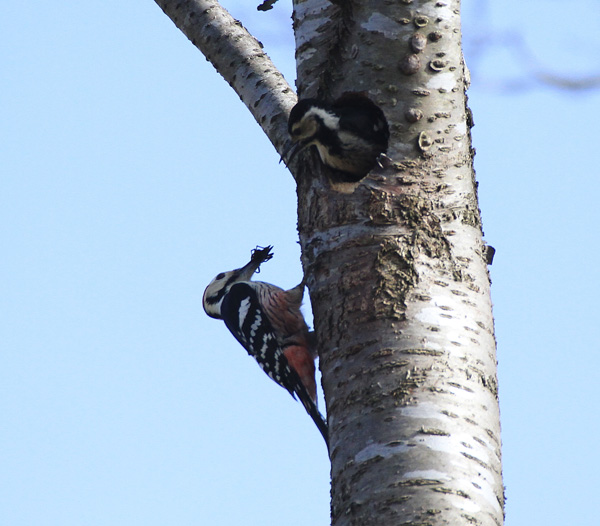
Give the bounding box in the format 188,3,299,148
154,0,296,156
291,1,504,525
154,0,504,524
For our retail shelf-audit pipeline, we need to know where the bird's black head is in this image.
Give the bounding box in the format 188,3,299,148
287,99,337,141
283,99,334,166
284,94,389,185
288,99,330,132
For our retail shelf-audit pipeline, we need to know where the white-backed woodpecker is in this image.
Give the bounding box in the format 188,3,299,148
284,93,389,185
203,246,328,449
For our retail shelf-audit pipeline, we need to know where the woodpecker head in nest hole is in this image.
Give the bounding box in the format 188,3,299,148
283,93,389,191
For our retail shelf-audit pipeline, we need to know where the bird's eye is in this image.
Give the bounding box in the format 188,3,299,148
216,272,226,280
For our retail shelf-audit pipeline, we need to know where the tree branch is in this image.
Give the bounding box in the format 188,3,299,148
154,0,296,156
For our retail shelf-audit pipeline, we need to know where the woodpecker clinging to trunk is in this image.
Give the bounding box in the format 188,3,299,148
283,92,389,192
203,246,328,448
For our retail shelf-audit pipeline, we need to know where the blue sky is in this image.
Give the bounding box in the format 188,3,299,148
2,1,599,525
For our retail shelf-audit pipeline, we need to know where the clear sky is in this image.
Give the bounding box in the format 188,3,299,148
2,1,599,525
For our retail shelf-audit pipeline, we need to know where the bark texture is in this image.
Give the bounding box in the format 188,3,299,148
154,0,296,156
291,1,504,525
155,0,504,524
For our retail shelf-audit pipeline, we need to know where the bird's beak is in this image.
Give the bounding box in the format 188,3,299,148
280,141,304,167
236,245,274,280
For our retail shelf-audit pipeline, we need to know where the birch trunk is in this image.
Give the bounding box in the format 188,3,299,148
155,1,504,524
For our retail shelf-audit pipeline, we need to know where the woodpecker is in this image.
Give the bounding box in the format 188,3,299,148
284,93,390,185
203,246,328,448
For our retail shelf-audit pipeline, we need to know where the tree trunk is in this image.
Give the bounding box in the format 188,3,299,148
155,1,504,524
